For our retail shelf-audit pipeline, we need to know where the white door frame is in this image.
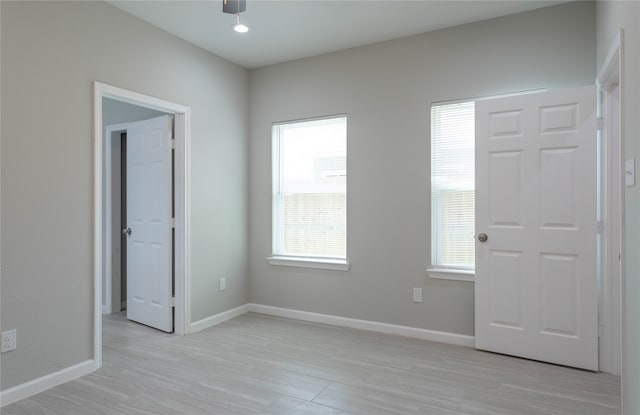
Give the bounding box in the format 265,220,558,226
596,30,624,375
93,82,192,368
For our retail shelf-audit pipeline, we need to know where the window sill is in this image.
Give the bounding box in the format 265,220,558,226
427,267,474,282
267,256,350,271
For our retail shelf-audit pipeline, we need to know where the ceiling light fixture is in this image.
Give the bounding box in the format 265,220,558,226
233,14,249,33
223,0,248,34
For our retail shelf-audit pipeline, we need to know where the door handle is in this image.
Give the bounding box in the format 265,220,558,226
478,233,488,243
122,227,132,236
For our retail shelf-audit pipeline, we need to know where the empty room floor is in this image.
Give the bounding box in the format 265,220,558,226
3,312,621,415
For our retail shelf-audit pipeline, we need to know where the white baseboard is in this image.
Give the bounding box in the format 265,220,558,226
247,304,475,347
101,304,110,314
0,359,96,407
188,304,250,334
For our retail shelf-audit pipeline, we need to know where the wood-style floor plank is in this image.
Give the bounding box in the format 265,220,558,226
2,312,621,415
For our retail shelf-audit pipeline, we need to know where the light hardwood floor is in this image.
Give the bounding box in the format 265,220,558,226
3,312,621,414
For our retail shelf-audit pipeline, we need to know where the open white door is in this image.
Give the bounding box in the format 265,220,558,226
125,115,173,333
475,86,597,370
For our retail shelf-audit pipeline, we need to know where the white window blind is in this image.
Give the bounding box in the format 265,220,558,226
431,101,475,269
273,116,347,260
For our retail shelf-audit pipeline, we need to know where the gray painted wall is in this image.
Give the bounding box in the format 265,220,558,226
596,2,640,412
248,2,596,336
1,1,249,390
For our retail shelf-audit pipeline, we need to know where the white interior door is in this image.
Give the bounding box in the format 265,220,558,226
125,115,173,332
475,86,597,370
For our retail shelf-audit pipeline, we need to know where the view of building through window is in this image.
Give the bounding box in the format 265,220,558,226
272,116,347,259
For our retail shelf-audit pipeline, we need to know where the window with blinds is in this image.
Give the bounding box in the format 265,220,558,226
272,115,347,260
431,101,475,270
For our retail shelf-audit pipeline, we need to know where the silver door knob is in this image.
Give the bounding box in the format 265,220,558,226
478,233,488,243
122,227,132,236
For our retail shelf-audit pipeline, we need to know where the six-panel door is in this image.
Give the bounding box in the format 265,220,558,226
125,115,173,333
475,86,598,370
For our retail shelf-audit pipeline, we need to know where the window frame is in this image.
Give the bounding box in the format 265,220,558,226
269,114,350,271
427,99,476,282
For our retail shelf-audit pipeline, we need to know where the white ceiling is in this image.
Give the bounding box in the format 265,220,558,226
108,0,569,69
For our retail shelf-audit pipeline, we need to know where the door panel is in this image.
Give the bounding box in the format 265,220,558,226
475,86,597,370
125,115,173,333
489,151,523,226
489,250,523,329
540,148,577,228
539,254,578,337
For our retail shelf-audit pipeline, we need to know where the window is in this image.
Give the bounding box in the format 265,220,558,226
270,115,348,270
429,101,475,280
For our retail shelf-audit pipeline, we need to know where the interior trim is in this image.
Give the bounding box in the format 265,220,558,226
267,256,350,271
0,360,95,408
427,267,475,282
189,304,250,334
248,303,475,347
93,81,192,371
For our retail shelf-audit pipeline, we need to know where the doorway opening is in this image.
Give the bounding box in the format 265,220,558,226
93,82,192,369
102,100,169,317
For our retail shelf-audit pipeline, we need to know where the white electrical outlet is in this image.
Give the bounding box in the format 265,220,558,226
1,329,17,353
219,277,226,291
413,288,423,303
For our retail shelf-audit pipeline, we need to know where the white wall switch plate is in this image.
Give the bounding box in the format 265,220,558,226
626,159,635,187
219,277,226,291
413,288,423,303
1,329,17,353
